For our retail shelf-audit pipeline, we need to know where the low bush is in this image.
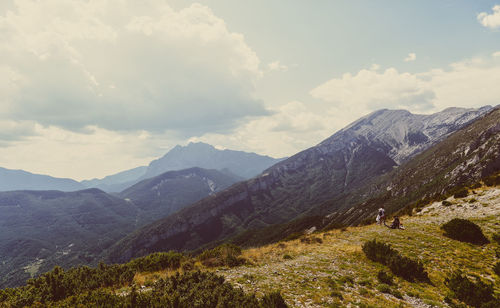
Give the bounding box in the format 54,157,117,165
445,270,495,307
284,232,302,241
198,244,245,267
387,254,428,282
260,291,288,308
1,269,288,307
391,289,403,299
128,251,183,272
0,251,184,306
362,239,429,282
362,240,394,264
377,270,393,285
441,219,489,245
376,283,391,294
181,259,195,272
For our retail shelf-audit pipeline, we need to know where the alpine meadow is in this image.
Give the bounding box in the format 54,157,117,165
1,1,500,307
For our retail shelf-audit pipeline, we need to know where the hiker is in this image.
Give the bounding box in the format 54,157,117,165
385,216,405,230
376,207,386,225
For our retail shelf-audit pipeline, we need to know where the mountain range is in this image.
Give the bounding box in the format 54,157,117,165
1,105,498,289
0,168,241,288
105,106,495,262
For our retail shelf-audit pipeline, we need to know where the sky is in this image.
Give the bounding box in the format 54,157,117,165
1,0,500,180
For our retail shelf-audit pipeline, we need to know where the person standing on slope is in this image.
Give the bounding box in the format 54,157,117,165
376,207,386,225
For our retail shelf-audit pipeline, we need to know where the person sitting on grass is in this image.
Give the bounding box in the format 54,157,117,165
385,216,405,230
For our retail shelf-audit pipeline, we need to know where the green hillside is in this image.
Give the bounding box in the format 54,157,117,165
216,185,500,307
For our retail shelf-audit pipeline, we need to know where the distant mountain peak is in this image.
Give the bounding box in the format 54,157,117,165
142,142,284,180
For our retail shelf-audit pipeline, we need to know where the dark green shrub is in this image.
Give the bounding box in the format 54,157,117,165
362,240,396,264
441,219,489,245
198,244,245,267
260,291,288,308
387,254,428,282
284,232,302,241
377,270,393,285
376,283,391,294
453,188,469,199
128,251,183,272
181,259,195,272
362,240,429,282
391,289,403,299
1,270,288,307
445,271,495,307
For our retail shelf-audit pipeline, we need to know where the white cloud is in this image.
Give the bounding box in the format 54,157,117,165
189,101,335,158
0,124,179,180
311,53,500,118
0,0,267,137
267,60,288,72
493,51,500,58
311,68,434,114
478,5,500,29
404,53,416,62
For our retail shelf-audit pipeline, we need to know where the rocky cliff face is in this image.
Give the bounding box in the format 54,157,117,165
106,107,493,262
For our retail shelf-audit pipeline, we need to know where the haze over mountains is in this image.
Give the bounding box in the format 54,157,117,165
81,142,283,192
0,167,241,288
0,142,282,193
0,168,85,192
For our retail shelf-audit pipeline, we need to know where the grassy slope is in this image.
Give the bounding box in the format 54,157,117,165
213,186,500,307
112,186,500,307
